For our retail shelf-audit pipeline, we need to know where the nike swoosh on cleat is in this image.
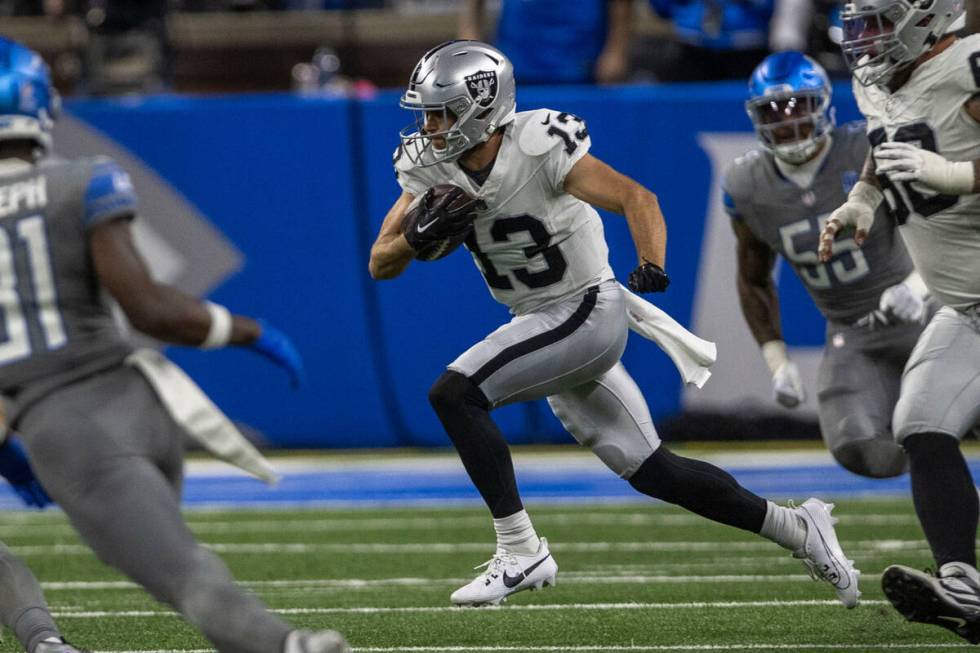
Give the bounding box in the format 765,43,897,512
938,616,968,628
502,554,551,589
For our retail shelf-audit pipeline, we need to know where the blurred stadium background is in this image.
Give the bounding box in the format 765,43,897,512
3,3,980,650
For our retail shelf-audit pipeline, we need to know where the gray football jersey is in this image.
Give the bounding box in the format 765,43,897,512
0,156,134,407
723,123,913,325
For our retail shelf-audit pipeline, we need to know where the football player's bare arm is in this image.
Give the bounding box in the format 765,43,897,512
369,191,417,280
859,151,880,188
458,0,484,40
564,154,666,268
91,218,260,346
732,219,782,346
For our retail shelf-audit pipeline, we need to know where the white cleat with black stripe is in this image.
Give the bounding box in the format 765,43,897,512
792,498,861,608
450,537,558,607
882,563,980,644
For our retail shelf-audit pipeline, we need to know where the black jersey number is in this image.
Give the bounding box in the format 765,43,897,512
545,112,589,155
466,214,568,290
870,123,959,224
0,215,67,365
969,51,980,87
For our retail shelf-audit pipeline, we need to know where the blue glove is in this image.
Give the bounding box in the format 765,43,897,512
248,320,305,388
0,436,51,508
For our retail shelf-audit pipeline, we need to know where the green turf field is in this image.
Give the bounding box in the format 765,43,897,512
0,498,971,652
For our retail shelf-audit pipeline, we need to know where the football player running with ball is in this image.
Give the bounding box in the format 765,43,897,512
370,40,859,609
818,0,980,642
726,51,931,479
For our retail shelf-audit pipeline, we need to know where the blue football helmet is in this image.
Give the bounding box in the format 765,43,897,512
0,37,59,154
745,52,833,165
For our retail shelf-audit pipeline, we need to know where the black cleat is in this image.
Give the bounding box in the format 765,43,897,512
882,564,980,644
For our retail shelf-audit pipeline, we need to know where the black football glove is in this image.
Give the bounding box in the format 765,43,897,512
403,186,481,251
628,259,670,293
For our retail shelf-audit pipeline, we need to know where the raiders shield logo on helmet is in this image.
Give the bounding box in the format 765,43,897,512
465,71,498,108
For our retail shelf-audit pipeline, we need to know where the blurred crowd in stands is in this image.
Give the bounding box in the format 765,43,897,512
0,0,973,96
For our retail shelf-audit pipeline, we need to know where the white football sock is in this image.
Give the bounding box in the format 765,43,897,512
494,509,540,555
759,501,807,552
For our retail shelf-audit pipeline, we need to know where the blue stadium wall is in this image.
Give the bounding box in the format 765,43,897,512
64,82,864,448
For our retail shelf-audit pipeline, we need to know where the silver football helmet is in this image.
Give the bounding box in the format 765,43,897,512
399,40,516,167
840,0,964,86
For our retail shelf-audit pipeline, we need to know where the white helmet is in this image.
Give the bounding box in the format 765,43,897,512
399,40,516,167
840,0,964,86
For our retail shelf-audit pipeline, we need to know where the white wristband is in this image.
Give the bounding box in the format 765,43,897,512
201,301,232,349
936,160,975,195
761,340,790,376
848,180,884,210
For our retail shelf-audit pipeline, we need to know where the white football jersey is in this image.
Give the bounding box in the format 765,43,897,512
854,34,980,310
395,108,615,315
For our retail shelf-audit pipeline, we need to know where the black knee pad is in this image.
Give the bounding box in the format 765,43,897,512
428,370,489,415
833,440,908,479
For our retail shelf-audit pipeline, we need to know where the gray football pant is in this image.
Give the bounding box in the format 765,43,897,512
449,280,661,479
0,541,61,653
16,365,292,653
894,305,980,441
817,319,924,478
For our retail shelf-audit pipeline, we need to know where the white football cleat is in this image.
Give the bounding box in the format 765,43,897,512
792,498,861,608
450,537,558,606
284,629,351,653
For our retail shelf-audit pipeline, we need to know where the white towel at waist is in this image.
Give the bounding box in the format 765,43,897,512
620,284,717,389
126,348,279,485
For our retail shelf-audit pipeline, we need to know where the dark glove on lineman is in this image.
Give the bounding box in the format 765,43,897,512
403,187,481,250
0,436,52,508
628,259,670,293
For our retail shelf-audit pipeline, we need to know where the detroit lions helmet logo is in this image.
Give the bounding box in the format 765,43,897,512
465,70,498,108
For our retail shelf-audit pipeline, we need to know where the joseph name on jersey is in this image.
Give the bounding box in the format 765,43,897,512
395,108,615,315
0,155,135,416
0,175,45,218
723,122,913,325
854,34,980,311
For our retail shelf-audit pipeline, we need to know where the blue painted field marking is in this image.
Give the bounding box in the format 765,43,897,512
2,457,976,511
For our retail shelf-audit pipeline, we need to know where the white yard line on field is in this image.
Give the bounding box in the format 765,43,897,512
0,512,921,538
351,646,972,652
10,539,930,556
53,599,890,619
101,644,972,653
41,573,840,592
